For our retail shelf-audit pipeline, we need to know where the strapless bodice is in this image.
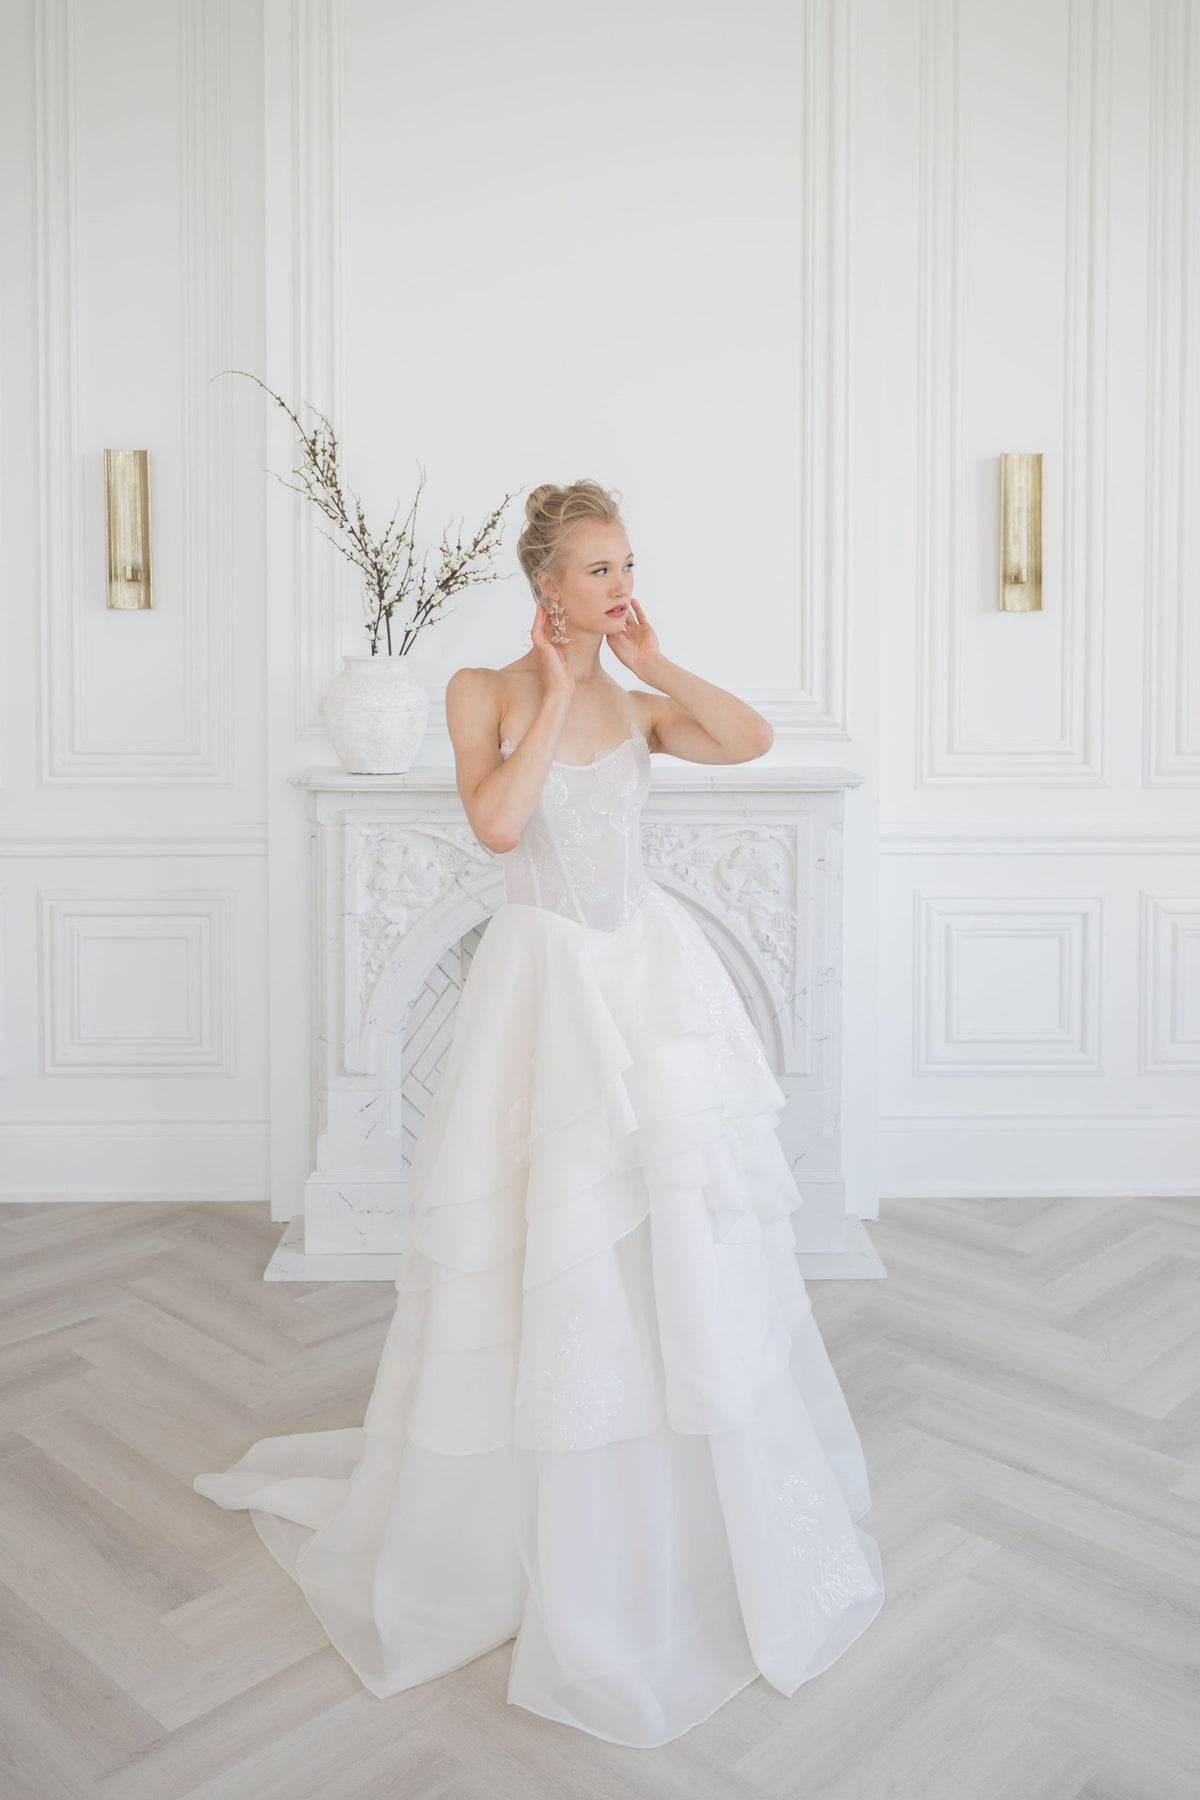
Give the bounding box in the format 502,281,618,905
497,719,654,930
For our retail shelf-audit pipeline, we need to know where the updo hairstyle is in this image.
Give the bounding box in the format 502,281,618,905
515,479,626,607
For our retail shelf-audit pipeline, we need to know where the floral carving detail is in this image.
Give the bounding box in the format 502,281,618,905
641,823,798,995
357,825,492,1006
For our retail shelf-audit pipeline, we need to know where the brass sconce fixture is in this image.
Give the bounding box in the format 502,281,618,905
999,452,1042,611
104,449,153,609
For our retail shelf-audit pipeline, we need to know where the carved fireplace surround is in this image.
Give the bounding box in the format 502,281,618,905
267,761,878,1283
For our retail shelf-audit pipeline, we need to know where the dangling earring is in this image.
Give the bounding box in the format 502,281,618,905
546,597,570,644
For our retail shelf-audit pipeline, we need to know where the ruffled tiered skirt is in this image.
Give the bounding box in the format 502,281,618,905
194,883,885,1747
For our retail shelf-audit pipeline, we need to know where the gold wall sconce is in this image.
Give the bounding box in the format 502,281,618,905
999,452,1042,611
104,449,153,609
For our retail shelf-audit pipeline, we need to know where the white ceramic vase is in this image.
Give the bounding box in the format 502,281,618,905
322,654,429,775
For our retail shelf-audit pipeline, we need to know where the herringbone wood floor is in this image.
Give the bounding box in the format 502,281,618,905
1,1195,1197,1800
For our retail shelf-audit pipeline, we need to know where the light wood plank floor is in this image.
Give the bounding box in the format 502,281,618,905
0,1195,1197,1800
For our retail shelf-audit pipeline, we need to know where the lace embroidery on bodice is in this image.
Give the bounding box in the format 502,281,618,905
497,719,654,930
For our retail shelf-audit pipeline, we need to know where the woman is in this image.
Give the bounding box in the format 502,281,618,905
194,480,885,1748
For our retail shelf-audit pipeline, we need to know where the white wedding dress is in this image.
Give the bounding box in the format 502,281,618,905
194,718,885,1748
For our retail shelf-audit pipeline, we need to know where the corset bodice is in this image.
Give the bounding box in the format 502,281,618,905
497,718,654,930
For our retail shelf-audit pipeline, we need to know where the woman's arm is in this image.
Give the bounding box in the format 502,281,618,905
613,599,774,763
446,609,574,852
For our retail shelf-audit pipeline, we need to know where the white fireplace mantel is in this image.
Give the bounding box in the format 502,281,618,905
267,760,881,1283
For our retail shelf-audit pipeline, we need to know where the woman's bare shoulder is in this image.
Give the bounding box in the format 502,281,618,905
444,667,498,749
445,663,541,753
445,661,537,703
445,664,502,698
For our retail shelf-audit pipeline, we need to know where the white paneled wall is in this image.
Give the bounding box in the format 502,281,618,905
874,0,1200,1196
0,0,269,1199
259,0,885,1224
2,0,1195,1211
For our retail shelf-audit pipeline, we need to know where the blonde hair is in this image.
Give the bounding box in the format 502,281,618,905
515,479,627,605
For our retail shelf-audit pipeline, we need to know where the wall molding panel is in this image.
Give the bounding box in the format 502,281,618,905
881,1107,1196,1128
280,0,347,740
1144,0,1200,786
753,0,855,738
914,892,1103,1072
881,822,1200,855
40,890,234,1075
914,0,1110,786
0,825,265,856
1139,892,1200,1072
280,0,858,750
34,0,236,786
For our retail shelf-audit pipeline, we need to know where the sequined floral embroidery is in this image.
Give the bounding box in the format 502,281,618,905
496,725,653,930
526,1303,626,1451
775,1469,879,1615
588,732,647,829
671,908,771,1071
539,766,570,815
524,813,607,913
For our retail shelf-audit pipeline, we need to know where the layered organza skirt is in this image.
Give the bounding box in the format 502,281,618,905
193,883,885,1747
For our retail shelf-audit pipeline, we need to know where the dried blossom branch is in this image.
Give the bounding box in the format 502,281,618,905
214,368,521,656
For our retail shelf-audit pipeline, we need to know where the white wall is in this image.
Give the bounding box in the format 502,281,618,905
2,0,1195,1211
874,0,1200,1197
0,0,271,1200
261,0,885,1223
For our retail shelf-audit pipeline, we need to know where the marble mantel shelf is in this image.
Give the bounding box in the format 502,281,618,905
291,762,865,793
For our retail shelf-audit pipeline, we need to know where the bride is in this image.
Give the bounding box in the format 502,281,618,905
194,479,885,1748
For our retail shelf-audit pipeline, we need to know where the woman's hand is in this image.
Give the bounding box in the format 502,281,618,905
604,597,660,675
531,600,575,697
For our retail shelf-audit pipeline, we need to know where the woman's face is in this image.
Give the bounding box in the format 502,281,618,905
539,521,634,633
